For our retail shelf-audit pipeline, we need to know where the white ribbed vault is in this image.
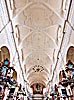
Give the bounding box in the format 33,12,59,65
0,0,74,94
12,0,64,86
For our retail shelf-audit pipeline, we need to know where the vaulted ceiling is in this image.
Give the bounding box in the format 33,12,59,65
11,0,65,86
0,0,71,87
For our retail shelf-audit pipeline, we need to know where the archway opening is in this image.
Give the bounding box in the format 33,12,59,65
0,46,10,63
66,46,74,63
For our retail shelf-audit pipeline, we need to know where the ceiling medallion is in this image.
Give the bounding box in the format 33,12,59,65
33,65,44,72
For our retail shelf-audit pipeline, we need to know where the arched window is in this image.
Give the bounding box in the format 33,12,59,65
66,46,74,63
0,46,10,62
1,46,10,61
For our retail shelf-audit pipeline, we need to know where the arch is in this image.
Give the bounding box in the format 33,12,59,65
22,50,53,65
27,73,47,81
25,51,52,73
29,78,46,87
19,31,33,49
27,71,49,81
30,80,46,87
26,65,49,77
20,31,57,50
13,1,63,23
65,44,74,64
25,50,52,64
66,46,74,63
0,46,10,62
